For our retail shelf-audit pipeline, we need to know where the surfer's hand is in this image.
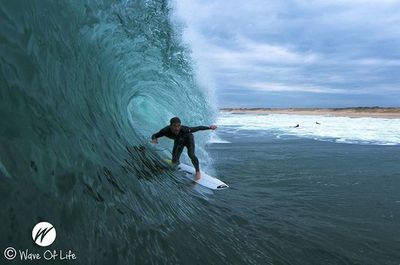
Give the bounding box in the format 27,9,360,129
151,138,158,144
209,125,217,130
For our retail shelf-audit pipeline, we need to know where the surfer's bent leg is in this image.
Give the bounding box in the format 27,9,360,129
186,134,200,172
172,139,184,165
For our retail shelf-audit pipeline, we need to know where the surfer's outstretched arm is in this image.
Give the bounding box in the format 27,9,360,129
188,125,217,133
151,126,169,143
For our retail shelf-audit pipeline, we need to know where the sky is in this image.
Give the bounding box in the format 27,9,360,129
174,0,400,108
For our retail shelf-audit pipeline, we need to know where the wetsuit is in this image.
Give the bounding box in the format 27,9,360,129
151,125,211,172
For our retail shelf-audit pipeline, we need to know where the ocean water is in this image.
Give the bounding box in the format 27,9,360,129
0,0,217,264
217,112,400,146
1,0,400,264
206,113,400,264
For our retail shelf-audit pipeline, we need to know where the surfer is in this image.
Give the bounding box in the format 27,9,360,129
151,117,217,181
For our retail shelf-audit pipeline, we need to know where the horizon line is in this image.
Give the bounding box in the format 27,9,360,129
219,106,400,109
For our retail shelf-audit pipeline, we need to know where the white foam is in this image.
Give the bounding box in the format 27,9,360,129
217,113,400,145
208,132,231,144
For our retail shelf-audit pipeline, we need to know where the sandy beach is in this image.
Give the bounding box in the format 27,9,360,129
220,108,400,119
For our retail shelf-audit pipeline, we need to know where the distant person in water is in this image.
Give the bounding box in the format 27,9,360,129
151,117,217,181
294,124,300,128
316,121,321,125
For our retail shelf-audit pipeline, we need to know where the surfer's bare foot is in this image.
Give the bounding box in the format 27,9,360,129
194,171,201,181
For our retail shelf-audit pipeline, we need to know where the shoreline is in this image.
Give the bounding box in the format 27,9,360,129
220,107,400,119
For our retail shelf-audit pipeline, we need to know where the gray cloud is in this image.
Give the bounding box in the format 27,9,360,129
174,0,400,107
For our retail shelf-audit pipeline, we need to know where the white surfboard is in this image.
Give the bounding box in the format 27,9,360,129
176,163,229,190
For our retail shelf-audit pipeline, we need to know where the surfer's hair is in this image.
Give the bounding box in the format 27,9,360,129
170,117,181,125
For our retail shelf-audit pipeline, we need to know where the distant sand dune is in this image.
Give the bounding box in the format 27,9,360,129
220,107,400,119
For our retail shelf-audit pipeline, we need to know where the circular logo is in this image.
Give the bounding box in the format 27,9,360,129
4,247,17,260
32,222,56,247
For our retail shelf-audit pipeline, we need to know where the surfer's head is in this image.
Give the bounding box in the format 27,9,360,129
170,117,181,135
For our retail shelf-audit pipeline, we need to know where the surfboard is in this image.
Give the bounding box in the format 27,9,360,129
177,163,229,190
164,160,229,190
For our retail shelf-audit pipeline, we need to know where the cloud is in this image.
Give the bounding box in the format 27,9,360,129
352,59,400,67
242,82,349,94
173,0,400,107
205,37,320,66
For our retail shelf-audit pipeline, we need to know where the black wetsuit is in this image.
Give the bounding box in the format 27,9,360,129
152,125,211,172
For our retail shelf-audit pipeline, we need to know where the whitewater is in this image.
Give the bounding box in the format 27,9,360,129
218,113,400,146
